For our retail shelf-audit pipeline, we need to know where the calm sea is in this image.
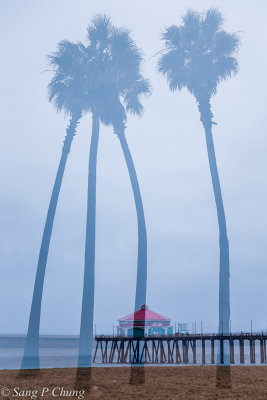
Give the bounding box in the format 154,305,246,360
0,335,263,369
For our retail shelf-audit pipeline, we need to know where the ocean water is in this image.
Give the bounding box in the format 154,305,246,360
0,335,265,370
0,336,80,370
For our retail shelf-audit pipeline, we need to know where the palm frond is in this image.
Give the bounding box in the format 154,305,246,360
48,41,84,73
158,7,239,98
213,31,240,57
162,25,181,49
182,9,201,28
214,56,239,83
87,14,112,47
123,78,151,115
126,98,144,116
47,41,87,115
202,8,223,36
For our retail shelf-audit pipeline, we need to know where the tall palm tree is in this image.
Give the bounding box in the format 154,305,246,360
158,8,239,334
21,41,87,369
78,16,150,367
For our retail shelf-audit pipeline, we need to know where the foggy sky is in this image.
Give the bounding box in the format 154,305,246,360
1,0,267,335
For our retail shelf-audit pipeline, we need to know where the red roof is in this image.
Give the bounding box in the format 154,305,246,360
118,305,171,322
117,322,170,327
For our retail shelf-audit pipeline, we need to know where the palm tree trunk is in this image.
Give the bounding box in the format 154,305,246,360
197,95,230,335
21,113,81,369
117,129,147,312
118,128,147,385
78,112,100,367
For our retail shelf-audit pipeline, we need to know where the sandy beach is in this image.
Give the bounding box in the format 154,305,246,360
1,366,267,399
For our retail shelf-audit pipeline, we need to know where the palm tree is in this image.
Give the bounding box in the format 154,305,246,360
158,8,239,335
21,41,86,369
78,16,150,367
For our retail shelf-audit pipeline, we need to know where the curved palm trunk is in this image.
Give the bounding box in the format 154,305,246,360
118,129,147,386
117,129,147,313
78,113,99,368
197,95,230,336
21,113,81,369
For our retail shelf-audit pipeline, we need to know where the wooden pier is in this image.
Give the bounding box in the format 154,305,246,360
93,333,267,365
